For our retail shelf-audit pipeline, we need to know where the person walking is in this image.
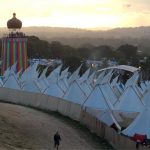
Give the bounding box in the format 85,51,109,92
54,131,61,149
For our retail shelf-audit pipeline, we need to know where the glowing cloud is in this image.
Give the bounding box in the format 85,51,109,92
0,0,150,29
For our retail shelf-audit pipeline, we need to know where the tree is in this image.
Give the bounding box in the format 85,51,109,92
89,45,115,60
27,36,52,58
117,44,137,59
62,56,82,73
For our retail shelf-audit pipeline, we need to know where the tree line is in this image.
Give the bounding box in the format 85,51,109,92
0,36,150,77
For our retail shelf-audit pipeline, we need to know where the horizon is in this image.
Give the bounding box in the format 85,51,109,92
0,25,150,32
0,0,150,30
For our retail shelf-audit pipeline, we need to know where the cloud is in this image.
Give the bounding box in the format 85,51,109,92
123,4,131,8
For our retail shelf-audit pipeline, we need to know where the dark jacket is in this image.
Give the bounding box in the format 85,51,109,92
54,133,61,145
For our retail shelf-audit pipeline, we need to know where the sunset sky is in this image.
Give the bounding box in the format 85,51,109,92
0,0,150,29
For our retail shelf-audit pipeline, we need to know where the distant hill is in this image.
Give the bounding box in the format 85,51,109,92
1,26,150,38
0,26,150,54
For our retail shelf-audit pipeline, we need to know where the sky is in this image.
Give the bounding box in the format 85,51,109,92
0,0,150,29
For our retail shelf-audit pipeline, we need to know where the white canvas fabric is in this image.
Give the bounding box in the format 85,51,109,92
35,67,49,93
58,67,69,81
44,83,64,98
35,79,48,93
47,65,62,84
116,82,125,94
111,76,119,87
100,83,118,108
78,68,90,83
0,78,3,87
20,66,31,83
21,62,39,82
3,67,11,83
123,108,150,138
95,71,105,85
57,67,69,92
22,81,40,93
78,81,92,98
83,85,121,129
114,86,144,113
143,89,150,106
110,76,122,98
101,71,113,84
97,110,121,129
125,72,139,89
76,68,92,97
39,67,48,79
63,81,86,104
140,82,147,92
3,74,21,90
87,72,96,89
98,65,139,73
68,65,82,85
83,86,110,110
133,85,144,99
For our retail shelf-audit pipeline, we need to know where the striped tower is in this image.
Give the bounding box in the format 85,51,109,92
1,13,28,75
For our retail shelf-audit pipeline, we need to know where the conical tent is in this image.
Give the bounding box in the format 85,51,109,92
35,67,49,93
139,82,147,94
29,62,39,80
125,72,139,89
83,86,110,110
68,65,82,85
0,78,3,87
133,84,143,99
63,81,86,104
97,111,113,125
59,67,69,80
116,82,125,94
95,71,105,85
110,76,122,98
11,62,17,73
58,78,69,93
97,110,122,129
145,81,149,86
9,65,20,82
44,83,64,98
98,71,118,107
87,72,96,89
124,72,142,99
22,81,40,93
39,67,48,79
77,68,92,97
3,67,11,83
58,67,69,92
100,84,118,107
21,62,39,82
35,79,48,93
77,81,92,98
83,85,121,128
78,68,90,83
115,86,144,113
44,65,63,97
143,89,150,106
47,65,62,84
111,76,119,87
3,74,21,90
123,108,150,138
101,70,113,84
20,65,31,82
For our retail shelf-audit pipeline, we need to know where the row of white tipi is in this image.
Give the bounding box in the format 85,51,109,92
1,62,150,140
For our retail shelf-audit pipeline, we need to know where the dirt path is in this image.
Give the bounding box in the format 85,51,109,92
0,102,113,150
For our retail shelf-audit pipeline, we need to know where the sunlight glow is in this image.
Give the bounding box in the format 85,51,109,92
0,0,149,29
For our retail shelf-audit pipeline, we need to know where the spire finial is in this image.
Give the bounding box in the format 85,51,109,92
13,13,16,18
